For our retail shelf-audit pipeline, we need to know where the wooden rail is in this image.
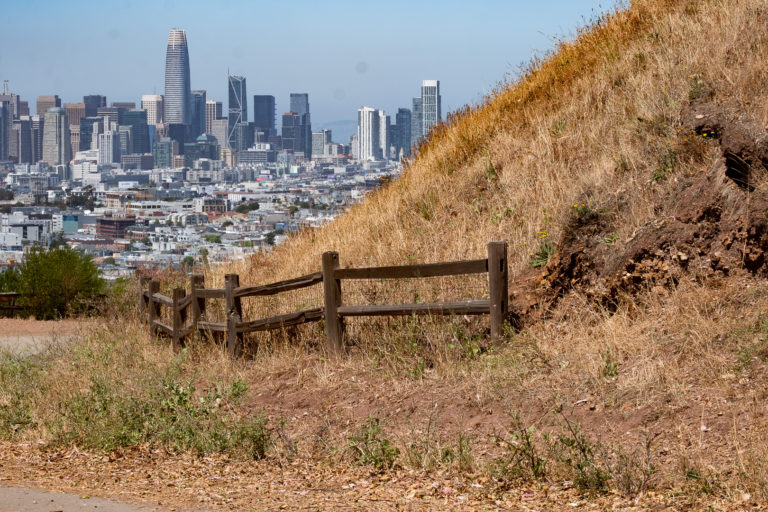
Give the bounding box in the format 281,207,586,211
139,241,509,357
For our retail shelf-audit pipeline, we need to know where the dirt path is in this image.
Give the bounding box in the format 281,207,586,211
0,319,86,356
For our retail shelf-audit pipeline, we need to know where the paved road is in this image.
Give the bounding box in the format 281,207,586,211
0,487,164,512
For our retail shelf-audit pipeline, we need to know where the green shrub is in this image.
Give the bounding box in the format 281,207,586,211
18,246,104,320
349,417,400,471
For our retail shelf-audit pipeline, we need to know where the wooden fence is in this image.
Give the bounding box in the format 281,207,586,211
139,241,508,357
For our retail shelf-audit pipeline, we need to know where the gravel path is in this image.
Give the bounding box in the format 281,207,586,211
0,319,85,356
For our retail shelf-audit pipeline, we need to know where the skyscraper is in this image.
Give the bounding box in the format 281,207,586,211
289,93,312,158
36,95,61,116
121,109,149,154
357,107,381,161
411,97,423,146
191,90,206,137
165,29,192,125
141,94,164,125
83,95,107,117
0,102,8,161
281,112,300,154
65,103,86,130
42,107,70,166
205,100,222,135
13,117,33,164
227,75,247,149
79,116,104,151
421,80,441,138
253,95,276,137
394,108,412,158
98,130,120,165
31,115,44,163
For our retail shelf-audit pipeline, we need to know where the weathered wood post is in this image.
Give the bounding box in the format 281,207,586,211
172,288,186,351
139,276,151,315
225,273,244,358
147,280,161,336
321,251,343,353
488,241,509,343
189,274,205,326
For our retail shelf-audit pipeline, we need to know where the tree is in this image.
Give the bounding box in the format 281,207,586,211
17,246,104,320
182,256,195,269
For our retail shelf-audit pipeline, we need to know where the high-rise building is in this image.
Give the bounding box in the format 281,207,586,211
281,112,300,155
411,97,423,146
142,94,164,125
165,29,192,125
394,108,412,158
79,116,104,151
253,95,276,137
153,137,175,168
36,95,61,116
69,125,80,160
227,75,247,149
121,109,149,154
0,93,20,120
65,103,86,129
289,93,312,158
0,102,8,161
42,107,71,165
421,80,441,138
118,125,134,156
379,111,390,160
83,94,107,117
18,101,30,117
357,106,381,161
209,118,229,150
98,130,120,165
97,106,123,129
12,117,33,164
191,90,206,137
312,129,332,158
31,115,44,163
205,100,222,135
111,102,136,110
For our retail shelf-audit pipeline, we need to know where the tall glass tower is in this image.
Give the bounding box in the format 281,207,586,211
420,80,441,138
164,29,192,125
227,75,247,149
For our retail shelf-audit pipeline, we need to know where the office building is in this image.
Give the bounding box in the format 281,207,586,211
141,94,164,125
312,129,332,158
227,75,247,149
118,125,133,156
83,95,107,117
42,107,70,166
111,102,136,110
209,118,229,150
153,137,175,168
18,101,30,117
183,133,219,167
0,93,20,120
97,106,122,129
191,90,206,137
0,102,8,161
121,109,149,154
69,124,80,160
98,130,120,165
79,116,104,151
65,103,86,129
205,100,222,135
289,93,311,158
13,117,33,164
31,115,44,163
281,112,300,155
411,97,423,146
379,111,390,160
165,29,192,125
253,95,276,137
394,108,412,158
36,95,60,116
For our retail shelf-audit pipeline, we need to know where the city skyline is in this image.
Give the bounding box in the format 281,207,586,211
0,0,618,139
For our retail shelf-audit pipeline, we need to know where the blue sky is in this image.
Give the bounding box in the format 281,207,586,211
1,0,621,139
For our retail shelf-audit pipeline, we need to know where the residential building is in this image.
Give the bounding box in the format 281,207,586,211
394,107,412,158
357,106,381,161
205,100,221,135
411,97,423,146
289,93,311,158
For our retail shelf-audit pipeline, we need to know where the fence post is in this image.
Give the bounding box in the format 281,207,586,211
321,251,343,353
147,280,161,337
172,288,186,351
225,273,244,358
139,276,150,315
488,241,509,343
189,273,205,327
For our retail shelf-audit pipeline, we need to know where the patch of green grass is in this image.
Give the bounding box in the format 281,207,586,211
349,417,400,472
530,239,556,268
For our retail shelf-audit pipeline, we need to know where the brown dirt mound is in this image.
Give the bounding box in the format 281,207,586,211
511,103,768,322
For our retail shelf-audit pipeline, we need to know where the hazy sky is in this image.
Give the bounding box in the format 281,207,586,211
1,0,620,139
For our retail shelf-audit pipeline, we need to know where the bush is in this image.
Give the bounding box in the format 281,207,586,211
18,246,104,320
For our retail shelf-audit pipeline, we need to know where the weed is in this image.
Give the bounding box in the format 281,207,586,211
556,409,611,493
573,200,599,221
607,432,658,497
688,73,711,102
0,355,39,439
550,119,567,135
604,232,619,246
490,413,548,484
601,350,619,380
530,239,556,268
349,417,400,472
486,159,498,181
652,148,677,181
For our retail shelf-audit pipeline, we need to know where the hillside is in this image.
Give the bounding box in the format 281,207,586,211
4,0,768,509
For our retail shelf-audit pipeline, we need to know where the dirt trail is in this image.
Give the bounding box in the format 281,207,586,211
0,319,85,356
